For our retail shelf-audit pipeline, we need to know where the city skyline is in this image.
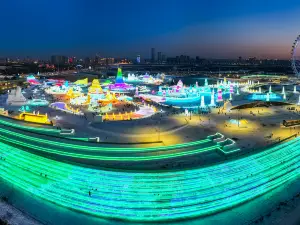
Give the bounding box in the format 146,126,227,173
0,0,300,59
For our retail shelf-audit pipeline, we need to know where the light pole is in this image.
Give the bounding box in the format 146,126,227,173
238,109,240,128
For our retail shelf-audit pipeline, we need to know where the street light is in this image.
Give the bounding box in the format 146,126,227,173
238,109,240,128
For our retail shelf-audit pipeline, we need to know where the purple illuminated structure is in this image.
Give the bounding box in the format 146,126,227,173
50,102,68,110
230,84,234,94
217,88,223,102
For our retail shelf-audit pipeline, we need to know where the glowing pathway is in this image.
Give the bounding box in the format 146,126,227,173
0,131,219,161
0,125,213,153
1,137,300,221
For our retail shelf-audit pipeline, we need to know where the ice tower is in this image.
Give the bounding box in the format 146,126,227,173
266,93,270,102
116,68,124,84
204,79,208,86
200,96,206,108
210,90,216,107
282,86,285,95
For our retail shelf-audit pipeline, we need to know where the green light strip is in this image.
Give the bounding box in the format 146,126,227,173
0,138,300,221
0,124,212,152
0,135,219,161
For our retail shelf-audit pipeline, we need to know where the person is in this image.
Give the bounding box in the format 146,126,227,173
89,191,91,196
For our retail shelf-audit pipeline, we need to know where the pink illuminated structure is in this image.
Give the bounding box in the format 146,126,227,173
217,88,223,102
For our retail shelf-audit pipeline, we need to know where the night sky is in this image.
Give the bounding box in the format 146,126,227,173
1,0,300,59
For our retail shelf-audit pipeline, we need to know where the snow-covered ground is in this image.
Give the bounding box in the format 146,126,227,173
0,201,41,225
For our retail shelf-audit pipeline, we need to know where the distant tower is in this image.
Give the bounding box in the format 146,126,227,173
136,55,141,64
151,48,156,63
157,52,162,63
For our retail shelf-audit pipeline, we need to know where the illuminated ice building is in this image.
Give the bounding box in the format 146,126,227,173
26,75,40,85
6,86,27,105
108,68,135,93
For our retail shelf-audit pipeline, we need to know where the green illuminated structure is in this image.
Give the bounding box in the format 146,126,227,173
0,118,300,222
116,68,124,84
0,137,300,221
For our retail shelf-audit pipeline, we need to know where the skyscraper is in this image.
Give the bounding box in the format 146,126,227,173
84,57,91,66
51,55,67,65
157,52,162,63
136,55,141,64
151,48,155,63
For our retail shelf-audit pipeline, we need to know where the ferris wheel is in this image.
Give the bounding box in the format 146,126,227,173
291,35,300,78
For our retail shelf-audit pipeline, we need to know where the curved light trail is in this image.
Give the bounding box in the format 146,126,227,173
0,117,300,222
0,134,299,221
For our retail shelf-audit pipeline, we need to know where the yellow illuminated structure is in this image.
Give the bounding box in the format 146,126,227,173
84,94,91,105
88,79,103,94
66,89,81,98
98,90,118,105
18,112,51,124
74,78,88,85
70,94,91,106
105,111,133,121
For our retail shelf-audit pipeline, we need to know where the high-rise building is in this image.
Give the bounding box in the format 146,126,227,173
99,58,115,65
136,55,141,64
94,55,99,64
107,58,115,65
84,57,91,66
157,52,162,63
51,55,67,65
151,48,155,63
162,54,166,62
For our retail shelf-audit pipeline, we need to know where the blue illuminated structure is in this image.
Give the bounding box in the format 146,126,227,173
248,93,282,101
